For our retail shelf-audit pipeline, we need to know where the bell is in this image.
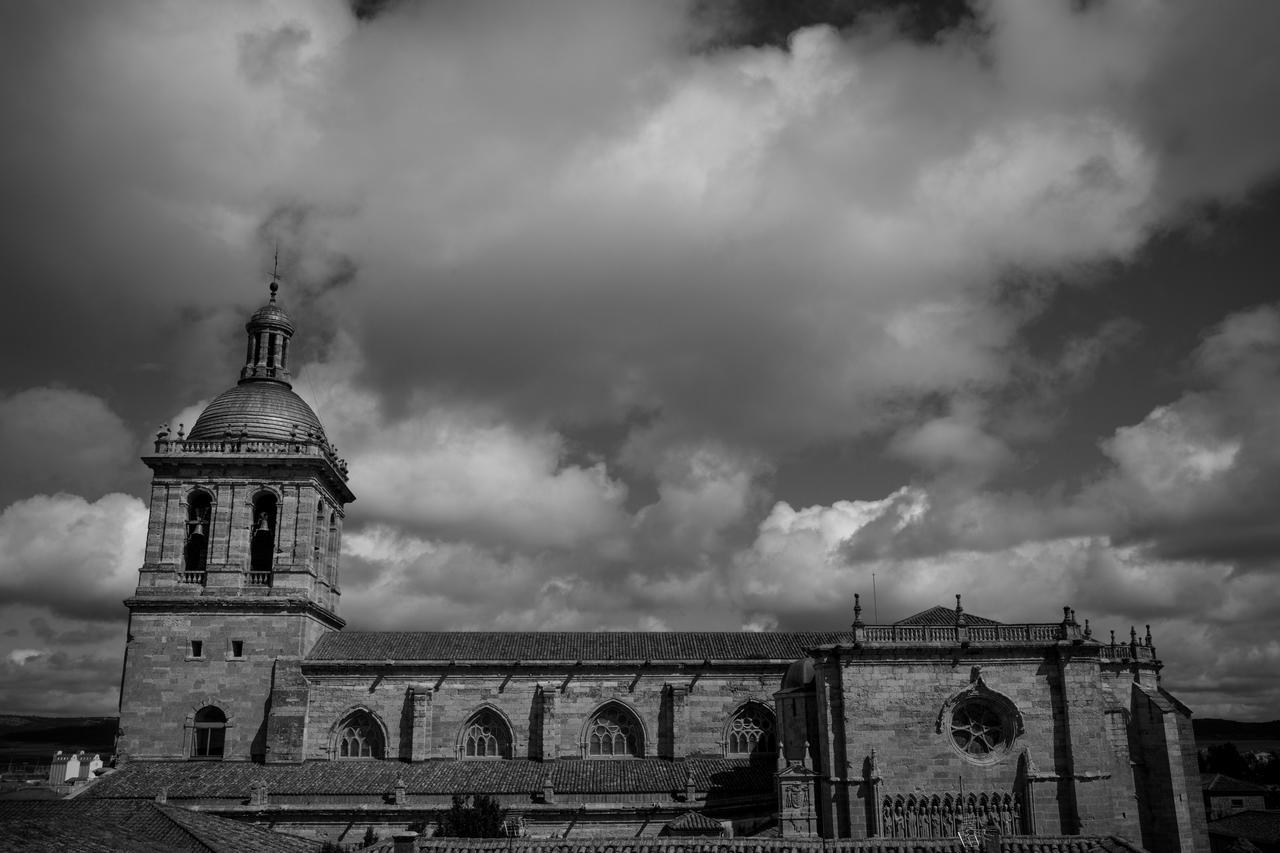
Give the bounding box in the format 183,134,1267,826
189,522,207,538
255,514,271,535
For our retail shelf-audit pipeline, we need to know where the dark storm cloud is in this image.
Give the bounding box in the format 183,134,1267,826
2,0,1280,717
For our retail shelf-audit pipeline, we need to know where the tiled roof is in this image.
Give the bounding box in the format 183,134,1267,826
664,810,725,832
1208,810,1280,843
1203,773,1272,794
307,632,855,662
896,606,1000,627
86,758,772,800
156,802,319,853
0,799,317,852
401,836,1146,852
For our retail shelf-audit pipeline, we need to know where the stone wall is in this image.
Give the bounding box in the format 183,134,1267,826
298,669,782,762
117,609,332,761
136,473,343,609
819,647,1148,842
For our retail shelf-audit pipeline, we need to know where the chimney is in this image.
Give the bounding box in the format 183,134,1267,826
393,831,419,853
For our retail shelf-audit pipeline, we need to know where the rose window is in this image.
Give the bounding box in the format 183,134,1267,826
950,701,1009,757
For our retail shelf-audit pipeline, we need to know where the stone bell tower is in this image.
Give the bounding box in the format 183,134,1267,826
117,276,355,763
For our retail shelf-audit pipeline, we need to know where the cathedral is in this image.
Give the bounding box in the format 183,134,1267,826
92,283,1209,851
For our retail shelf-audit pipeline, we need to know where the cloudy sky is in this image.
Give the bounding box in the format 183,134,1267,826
2,0,1279,721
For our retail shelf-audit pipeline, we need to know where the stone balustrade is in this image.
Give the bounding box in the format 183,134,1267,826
150,436,348,478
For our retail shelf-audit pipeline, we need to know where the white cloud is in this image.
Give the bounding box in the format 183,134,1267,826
0,493,148,621
6,649,43,666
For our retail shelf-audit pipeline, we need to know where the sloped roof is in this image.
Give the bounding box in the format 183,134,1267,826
0,799,317,852
1207,810,1280,844
664,810,725,833
896,605,1000,626
307,631,855,662
395,836,1146,852
1203,773,1272,794
85,758,772,800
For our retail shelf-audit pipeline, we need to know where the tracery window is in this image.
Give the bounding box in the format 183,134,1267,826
191,706,226,759
586,703,642,757
727,703,776,756
336,710,384,759
950,700,1010,758
461,708,513,759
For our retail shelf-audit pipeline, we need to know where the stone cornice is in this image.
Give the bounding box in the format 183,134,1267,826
124,595,345,631
143,444,354,504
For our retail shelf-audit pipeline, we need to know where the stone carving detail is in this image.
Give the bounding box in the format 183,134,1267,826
936,672,1024,764
881,791,1023,839
783,782,809,810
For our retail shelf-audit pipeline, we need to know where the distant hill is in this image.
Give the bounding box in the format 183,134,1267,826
1194,718,1280,743
0,716,117,763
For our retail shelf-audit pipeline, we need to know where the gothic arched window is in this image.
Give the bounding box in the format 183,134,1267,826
191,706,226,759
336,710,384,759
585,703,642,758
460,708,513,759
726,702,776,757
249,492,277,582
183,490,213,584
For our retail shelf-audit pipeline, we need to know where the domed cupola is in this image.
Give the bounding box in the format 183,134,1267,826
241,279,295,385
186,279,329,444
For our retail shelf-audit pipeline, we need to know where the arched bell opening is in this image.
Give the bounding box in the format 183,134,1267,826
183,490,213,585
249,492,278,584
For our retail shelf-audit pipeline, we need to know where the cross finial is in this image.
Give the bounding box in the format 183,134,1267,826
269,243,280,301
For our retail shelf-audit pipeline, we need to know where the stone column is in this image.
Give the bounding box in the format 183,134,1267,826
144,483,168,565
410,687,433,761
540,687,559,760
668,684,689,759
160,485,184,566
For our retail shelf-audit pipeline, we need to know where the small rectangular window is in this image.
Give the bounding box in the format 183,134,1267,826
230,640,244,659
189,639,203,659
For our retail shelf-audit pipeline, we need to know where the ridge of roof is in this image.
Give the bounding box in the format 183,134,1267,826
155,802,317,853
1203,773,1272,793
307,631,855,662
665,810,725,831
895,605,1001,626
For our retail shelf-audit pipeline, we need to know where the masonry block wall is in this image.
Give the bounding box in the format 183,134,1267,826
118,609,335,761
817,646,1147,841
136,470,345,611
296,668,783,762
1098,665,1144,840
1131,683,1210,853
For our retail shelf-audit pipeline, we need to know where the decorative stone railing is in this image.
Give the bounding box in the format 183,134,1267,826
179,571,207,585
1097,644,1158,662
845,621,1158,659
150,436,348,479
247,571,273,587
857,624,1072,644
